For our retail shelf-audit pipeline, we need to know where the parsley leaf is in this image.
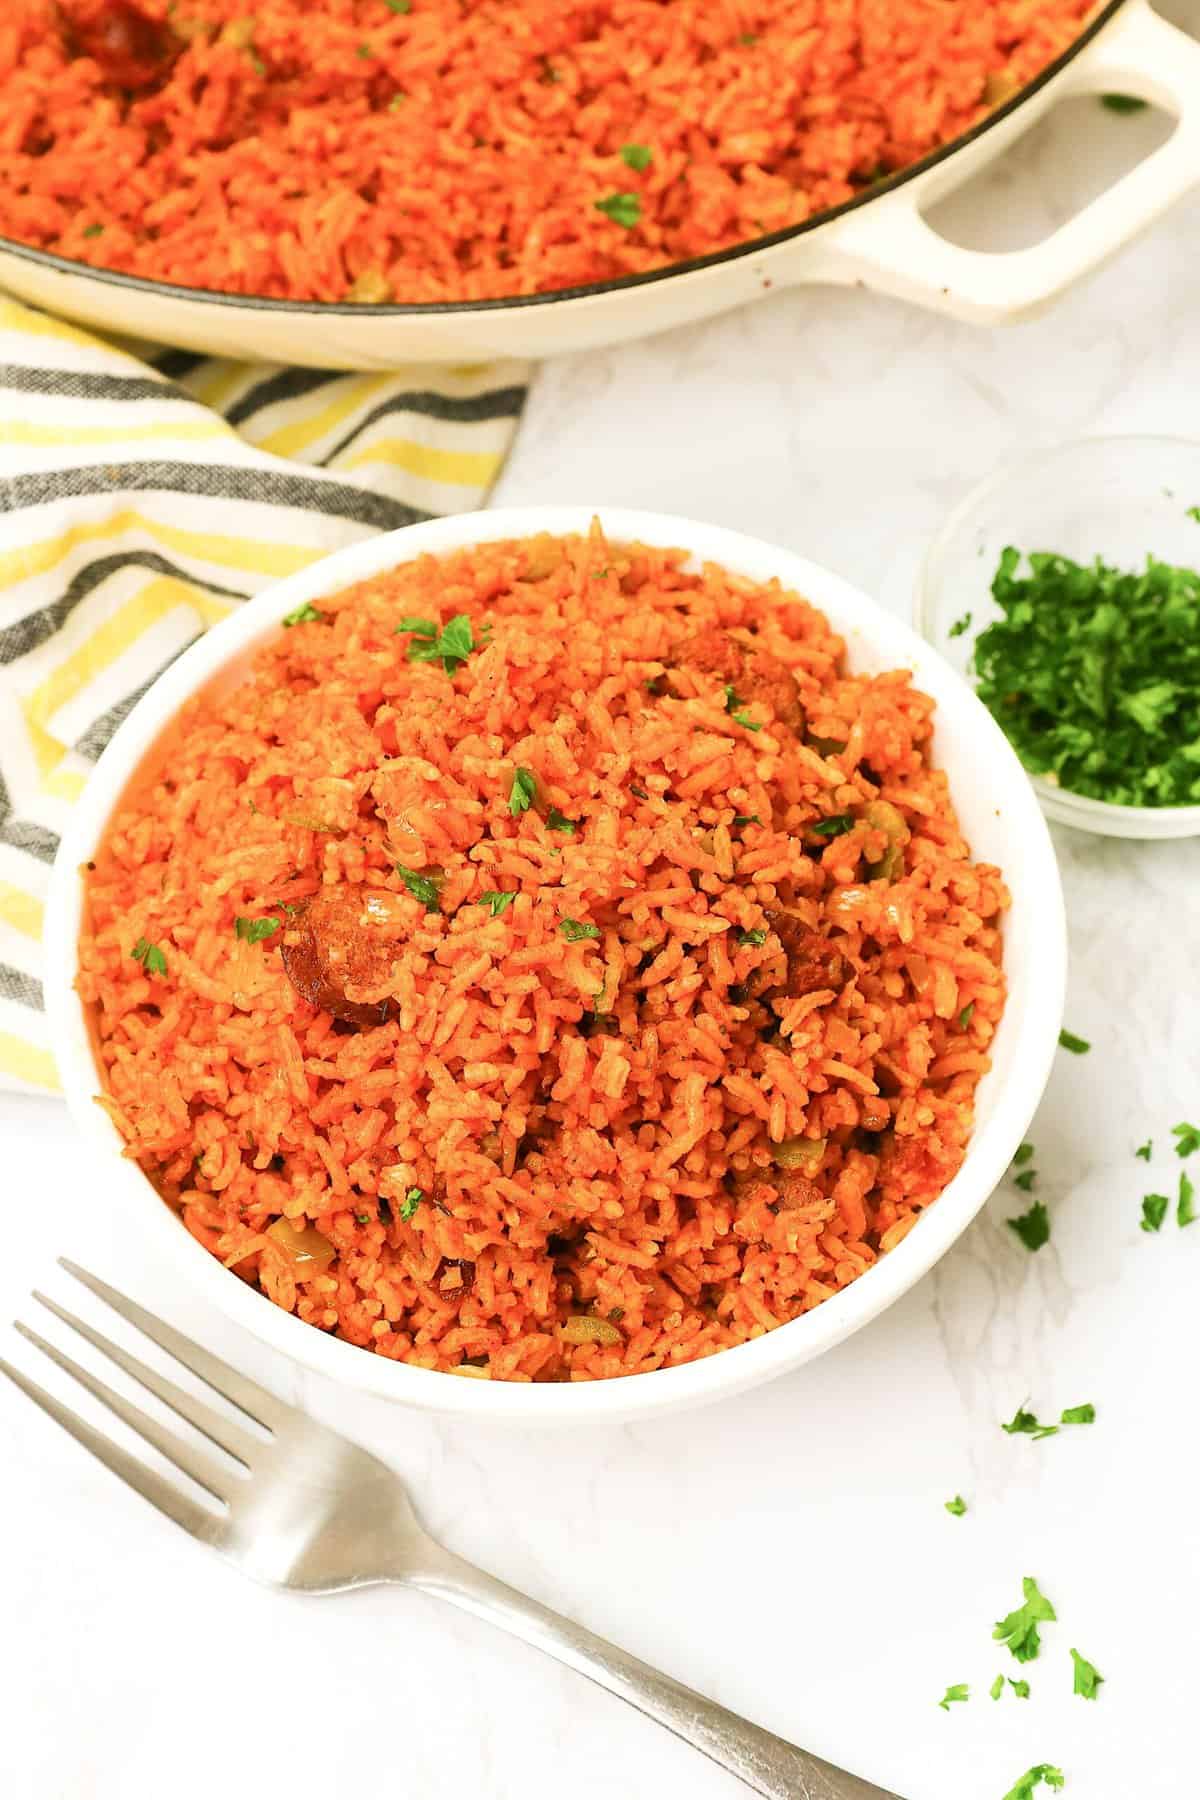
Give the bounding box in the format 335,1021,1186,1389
1009,1678,1031,1699
560,918,599,942
994,1577,1057,1662
82,222,104,238
282,601,322,627
948,611,973,638
509,767,538,816
990,1674,1004,1700
130,937,167,977
1058,1029,1090,1054
1101,91,1147,112
1135,1139,1153,1161
733,813,760,827
395,864,441,911
945,1494,967,1517
385,0,412,10
395,614,438,637
479,890,516,918
1002,1767,1064,1799
1013,1143,1035,1165
1141,1192,1169,1233
1007,1200,1050,1252
731,707,762,731
958,1001,975,1028
1002,1406,1058,1441
546,807,577,834
737,928,768,949
1013,1168,1037,1193
1060,1403,1095,1426
1178,1169,1196,1227
1070,1648,1103,1700
401,612,477,673
620,143,652,171
1171,1120,1200,1157
234,915,281,944
399,1186,423,1221
810,814,854,837
938,1683,969,1711
595,192,641,228
1188,505,1200,523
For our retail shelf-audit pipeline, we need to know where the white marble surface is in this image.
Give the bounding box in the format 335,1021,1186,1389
4,20,1200,1797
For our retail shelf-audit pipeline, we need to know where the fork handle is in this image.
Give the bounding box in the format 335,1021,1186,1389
408,1546,902,1800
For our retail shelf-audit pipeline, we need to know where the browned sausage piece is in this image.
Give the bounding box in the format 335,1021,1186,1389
746,908,848,1002
674,626,804,732
57,0,181,88
280,886,409,1028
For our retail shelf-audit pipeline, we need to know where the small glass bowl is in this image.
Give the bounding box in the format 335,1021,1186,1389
916,435,1200,839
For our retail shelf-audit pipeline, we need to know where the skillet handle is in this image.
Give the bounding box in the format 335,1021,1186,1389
808,0,1200,324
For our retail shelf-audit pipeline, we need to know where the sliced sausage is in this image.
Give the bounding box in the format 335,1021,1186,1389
674,626,804,732
279,886,409,1029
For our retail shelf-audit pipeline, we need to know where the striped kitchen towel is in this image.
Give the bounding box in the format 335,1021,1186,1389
0,295,529,1094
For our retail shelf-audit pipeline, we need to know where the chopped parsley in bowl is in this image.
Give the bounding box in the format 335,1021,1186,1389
917,435,1200,838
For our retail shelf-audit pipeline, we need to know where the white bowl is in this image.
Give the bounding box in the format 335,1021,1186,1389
45,508,1067,1424
916,435,1200,839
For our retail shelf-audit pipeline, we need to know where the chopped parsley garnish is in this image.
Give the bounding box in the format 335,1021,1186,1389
130,937,167,977
395,865,441,911
560,918,600,942
82,223,104,238
731,708,762,731
945,1494,967,1517
994,1577,1056,1662
620,143,652,171
1009,1678,1031,1698
1070,1648,1103,1700
990,1674,1004,1700
738,30,758,44
1013,1143,1035,1165
1179,1169,1196,1227
400,612,477,673
234,915,280,943
937,1683,969,1711
810,814,854,837
509,767,538,816
355,1212,371,1225
1171,1120,1200,1157
1003,1767,1064,1800
357,41,374,56
546,807,577,834
1058,1029,1090,1054
1135,1139,1153,1161
733,813,760,827
1007,1200,1049,1252
595,192,641,228
1188,505,1200,523
958,1001,975,1028
282,601,322,627
948,611,973,638
479,890,516,918
399,1186,423,1221
1140,1192,1169,1233
1060,1403,1095,1425
630,785,649,800
973,545,1200,807
1013,1168,1037,1193
385,0,412,10
736,928,767,947
1101,92,1147,112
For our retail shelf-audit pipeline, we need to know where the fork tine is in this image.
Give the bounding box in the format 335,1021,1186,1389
59,1259,285,1432
0,1351,225,1545
33,1291,256,1471
14,1322,235,1506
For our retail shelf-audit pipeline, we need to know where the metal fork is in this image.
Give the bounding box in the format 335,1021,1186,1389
1,1260,900,1800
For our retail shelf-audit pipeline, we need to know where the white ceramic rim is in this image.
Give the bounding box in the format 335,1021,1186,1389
915,432,1200,840
45,507,1067,1423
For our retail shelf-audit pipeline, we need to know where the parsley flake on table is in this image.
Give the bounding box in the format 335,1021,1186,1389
282,601,322,626
945,1494,968,1517
990,1674,1004,1701
395,865,441,911
1058,1029,1090,1054
508,767,538,816
595,191,641,228
1002,1407,1058,1440
1060,1403,1095,1426
1007,1200,1050,1252
1178,1169,1196,1227
994,1577,1056,1662
1003,1767,1064,1799
399,1186,423,1221
1013,1143,1035,1165
1070,1648,1103,1700
234,915,280,944
948,611,973,638
479,890,516,918
560,918,600,942
130,937,167,977
938,1683,969,1711
620,143,652,171
1135,1139,1153,1161
972,545,1200,807
1101,91,1147,112
1171,1120,1200,1157
1013,1168,1037,1193
1009,1678,1031,1699
1141,1192,1169,1233
1188,504,1200,523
